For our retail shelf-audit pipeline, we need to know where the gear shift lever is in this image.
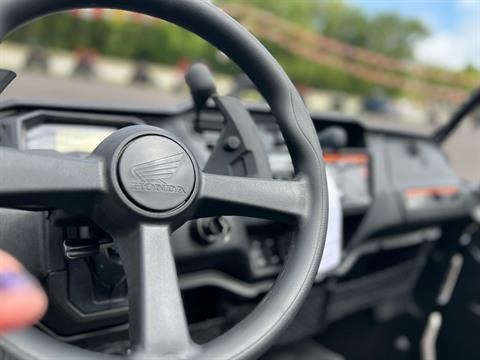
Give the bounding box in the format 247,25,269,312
185,63,217,116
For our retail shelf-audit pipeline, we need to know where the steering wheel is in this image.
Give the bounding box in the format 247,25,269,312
0,1,328,359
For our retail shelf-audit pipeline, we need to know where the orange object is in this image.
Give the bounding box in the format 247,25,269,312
405,186,460,198
324,153,369,164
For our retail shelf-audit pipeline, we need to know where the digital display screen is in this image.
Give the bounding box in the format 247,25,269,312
269,150,372,211
25,123,117,153
324,153,371,210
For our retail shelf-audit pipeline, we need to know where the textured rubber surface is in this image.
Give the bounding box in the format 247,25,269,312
0,1,329,359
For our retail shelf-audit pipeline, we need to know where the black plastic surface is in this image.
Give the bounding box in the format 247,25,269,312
118,135,196,212
205,95,272,178
185,63,217,115
0,1,329,359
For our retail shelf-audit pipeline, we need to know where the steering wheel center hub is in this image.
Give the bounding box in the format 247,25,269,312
118,135,196,212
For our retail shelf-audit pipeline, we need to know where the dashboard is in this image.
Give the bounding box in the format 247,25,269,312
0,100,474,341
16,108,374,217
0,102,471,251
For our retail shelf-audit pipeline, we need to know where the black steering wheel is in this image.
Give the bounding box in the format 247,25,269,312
0,1,328,359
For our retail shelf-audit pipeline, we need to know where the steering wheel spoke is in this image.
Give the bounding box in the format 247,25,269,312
112,224,195,357
195,172,309,221
0,147,106,212
0,1,329,359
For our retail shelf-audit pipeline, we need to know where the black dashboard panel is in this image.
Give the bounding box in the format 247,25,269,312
385,136,470,223
386,137,459,189
0,99,474,338
0,101,471,232
347,131,472,249
0,102,471,227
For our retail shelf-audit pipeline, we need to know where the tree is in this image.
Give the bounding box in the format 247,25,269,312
364,14,429,59
6,1,430,96
218,0,429,60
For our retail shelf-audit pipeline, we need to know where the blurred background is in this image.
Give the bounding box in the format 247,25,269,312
1,0,479,178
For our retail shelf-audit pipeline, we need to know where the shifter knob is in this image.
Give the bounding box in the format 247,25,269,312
185,63,217,115
318,126,348,150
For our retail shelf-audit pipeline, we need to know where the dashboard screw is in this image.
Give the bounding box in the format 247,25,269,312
223,136,241,151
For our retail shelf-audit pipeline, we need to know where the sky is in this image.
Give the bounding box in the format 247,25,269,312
349,0,480,70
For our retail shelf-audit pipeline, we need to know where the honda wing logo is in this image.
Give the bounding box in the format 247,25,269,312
129,153,187,194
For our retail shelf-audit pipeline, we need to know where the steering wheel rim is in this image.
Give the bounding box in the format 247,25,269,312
0,1,328,359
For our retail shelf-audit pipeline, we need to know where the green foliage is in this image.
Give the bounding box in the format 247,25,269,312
464,64,479,74
363,14,428,59
219,0,429,59
6,0,429,96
